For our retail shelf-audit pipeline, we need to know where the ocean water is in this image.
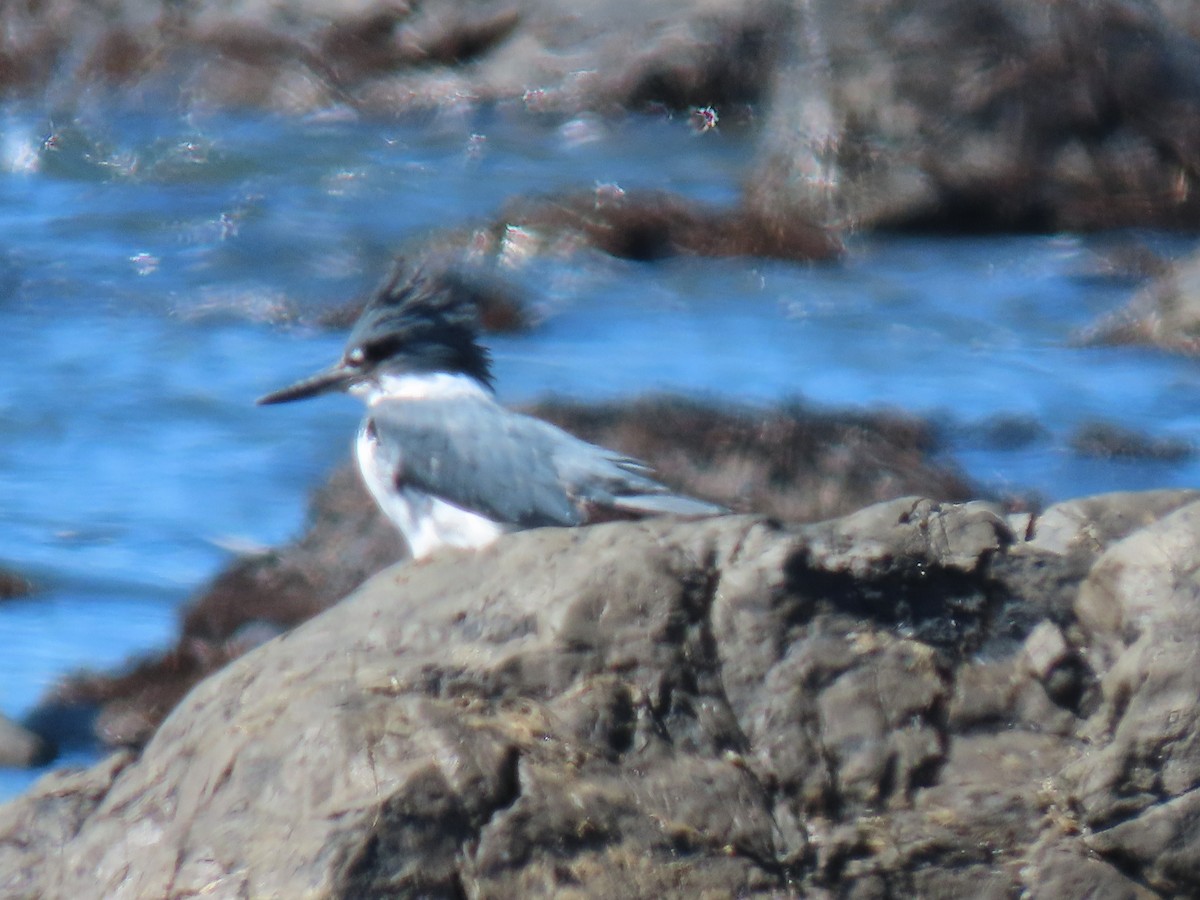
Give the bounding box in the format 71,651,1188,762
1,100,1197,800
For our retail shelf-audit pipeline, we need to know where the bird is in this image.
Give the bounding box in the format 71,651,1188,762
258,264,725,559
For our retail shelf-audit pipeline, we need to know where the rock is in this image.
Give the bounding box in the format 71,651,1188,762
0,714,51,768
9,0,1200,236
480,188,842,264
7,0,1200,234
1024,489,1200,557
1078,246,1200,354
1068,500,1200,824
42,398,978,749
754,0,1200,231
0,567,32,600
8,490,1200,894
0,751,135,900
0,0,792,118
1069,420,1195,462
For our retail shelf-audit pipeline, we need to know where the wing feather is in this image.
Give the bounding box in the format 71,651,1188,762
368,392,724,528
368,395,583,527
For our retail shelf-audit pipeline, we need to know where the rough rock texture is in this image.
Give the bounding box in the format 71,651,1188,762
6,490,1200,896
46,397,978,748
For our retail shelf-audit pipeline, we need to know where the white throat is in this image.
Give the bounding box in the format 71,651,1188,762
350,371,490,406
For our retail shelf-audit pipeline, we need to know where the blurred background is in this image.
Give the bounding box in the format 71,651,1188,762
2,0,1200,798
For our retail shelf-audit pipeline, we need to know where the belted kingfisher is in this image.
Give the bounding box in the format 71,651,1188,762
258,266,725,559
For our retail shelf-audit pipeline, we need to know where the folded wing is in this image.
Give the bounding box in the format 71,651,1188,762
368,394,724,528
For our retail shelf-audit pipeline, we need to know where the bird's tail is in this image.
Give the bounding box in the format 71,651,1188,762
610,493,727,519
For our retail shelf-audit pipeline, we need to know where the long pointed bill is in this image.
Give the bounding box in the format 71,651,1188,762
256,361,358,405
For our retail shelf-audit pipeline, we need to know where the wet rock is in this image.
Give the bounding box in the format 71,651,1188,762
8,490,1200,895
1069,420,1195,462
1078,246,1200,354
482,188,842,264
41,397,977,749
941,412,1050,452
379,189,839,296
0,714,51,768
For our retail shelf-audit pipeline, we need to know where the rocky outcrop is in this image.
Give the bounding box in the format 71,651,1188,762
754,0,1200,231
0,0,792,117
6,0,1200,232
6,489,1200,896
44,397,978,749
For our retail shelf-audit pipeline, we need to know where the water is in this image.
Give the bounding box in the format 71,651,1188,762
1,100,1197,800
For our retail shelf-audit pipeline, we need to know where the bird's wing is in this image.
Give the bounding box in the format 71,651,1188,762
370,393,725,528
519,413,728,517
367,394,586,528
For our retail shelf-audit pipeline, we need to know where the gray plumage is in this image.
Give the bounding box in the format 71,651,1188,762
366,390,719,529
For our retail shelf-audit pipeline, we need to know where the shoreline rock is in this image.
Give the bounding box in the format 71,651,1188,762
4,490,1199,895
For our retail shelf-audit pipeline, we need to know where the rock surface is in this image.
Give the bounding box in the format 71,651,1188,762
5,489,1200,896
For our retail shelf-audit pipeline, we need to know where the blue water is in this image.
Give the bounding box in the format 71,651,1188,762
1,101,1198,800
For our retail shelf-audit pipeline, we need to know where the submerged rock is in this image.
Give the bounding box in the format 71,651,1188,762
0,568,31,600
1069,420,1195,462
5,490,1200,895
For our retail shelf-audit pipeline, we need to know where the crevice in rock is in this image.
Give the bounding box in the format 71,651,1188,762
782,548,1019,663
477,744,523,836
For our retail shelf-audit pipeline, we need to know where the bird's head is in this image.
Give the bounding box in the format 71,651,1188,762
257,264,494,406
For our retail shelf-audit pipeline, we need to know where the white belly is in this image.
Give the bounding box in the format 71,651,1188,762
355,426,507,559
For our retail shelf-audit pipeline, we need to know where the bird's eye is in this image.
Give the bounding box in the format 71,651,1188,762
347,346,366,366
